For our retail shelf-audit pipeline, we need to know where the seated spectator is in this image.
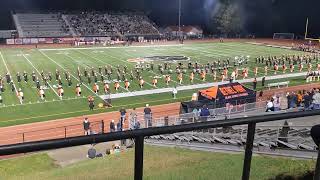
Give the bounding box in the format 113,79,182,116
116,120,122,132
273,96,281,111
87,147,97,159
134,120,141,129
266,98,274,112
312,89,320,109
304,92,312,110
200,105,210,121
110,120,115,132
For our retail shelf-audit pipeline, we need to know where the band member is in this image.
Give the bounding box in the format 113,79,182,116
77,66,81,77
64,71,68,81
44,76,49,87
124,79,130,90
84,68,88,77
39,87,45,100
299,63,303,72
230,70,236,82
274,64,278,75
58,85,64,99
98,66,102,75
10,81,14,92
190,72,194,83
264,66,268,76
93,83,99,94
0,79,4,92
104,66,108,75
290,64,294,73
5,73,11,84
41,70,45,80
76,84,81,97
87,74,91,84
23,71,28,82
165,75,171,85
139,77,145,88
17,88,24,102
15,72,20,83
177,72,183,84
152,77,158,87
242,68,248,79
223,68,228,78
282,64,287,74
114,81,120,91
94,73,98,83
67,76,72,87
100,74,104,82
307,63,312,73
55,69,59,81
254,67,258,77
91,67,95,77
221,73,225,82
200,71,206,81
58,75,62,85
32,71,36,82
48,72,52,81
213,71,217,81
104,81,110,94
36,78,41,89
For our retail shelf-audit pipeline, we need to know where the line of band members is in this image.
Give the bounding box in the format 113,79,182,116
1,55,320,101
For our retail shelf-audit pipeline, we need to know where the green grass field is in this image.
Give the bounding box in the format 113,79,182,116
0,145,315,180
0,42,314,126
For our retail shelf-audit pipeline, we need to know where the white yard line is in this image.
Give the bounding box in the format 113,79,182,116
39,44,183,51
0,51,22,104
21,52,60,97
37,50,105,101
0,96,87,109
101,71,308,99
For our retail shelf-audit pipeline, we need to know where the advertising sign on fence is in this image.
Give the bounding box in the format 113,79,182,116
6,39,14,45
14,38,23,45
22,38,31,44
30,38,39,44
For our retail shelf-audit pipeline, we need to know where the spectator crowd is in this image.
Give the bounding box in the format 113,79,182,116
67,11,159,37
266,88,320,112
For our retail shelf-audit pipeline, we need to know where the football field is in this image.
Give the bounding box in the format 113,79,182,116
0,42,312,126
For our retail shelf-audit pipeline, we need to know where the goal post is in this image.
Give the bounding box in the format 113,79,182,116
273,33,295,40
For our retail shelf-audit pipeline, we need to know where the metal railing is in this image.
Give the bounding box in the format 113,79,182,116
1,110,320,180
0,101,266,145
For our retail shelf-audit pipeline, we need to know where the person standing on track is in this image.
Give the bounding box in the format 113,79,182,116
119,107,127,122
144,104,152,128
83,118,91,135
253,78,257,90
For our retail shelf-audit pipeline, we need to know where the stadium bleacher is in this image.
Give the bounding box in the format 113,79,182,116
13,13,72,38
13,11,160,38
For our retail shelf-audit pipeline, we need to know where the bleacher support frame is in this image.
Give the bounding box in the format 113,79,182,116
2,110,320,180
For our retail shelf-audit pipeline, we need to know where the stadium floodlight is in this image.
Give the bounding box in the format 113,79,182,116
273,33,295,40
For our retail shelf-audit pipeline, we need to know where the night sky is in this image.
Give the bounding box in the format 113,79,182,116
0,0,319,37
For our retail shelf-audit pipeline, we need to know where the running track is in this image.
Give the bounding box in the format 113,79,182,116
0,103,181,146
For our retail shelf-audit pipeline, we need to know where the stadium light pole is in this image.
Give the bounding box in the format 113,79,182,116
178,0,182,40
